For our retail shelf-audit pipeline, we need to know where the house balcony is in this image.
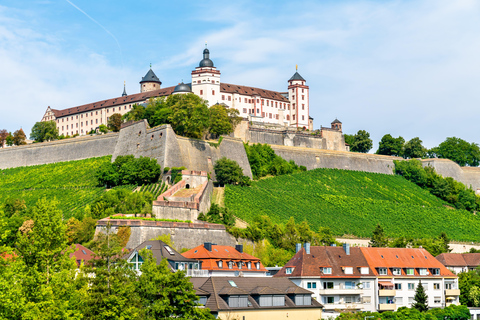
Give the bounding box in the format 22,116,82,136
445,289,460,296
323,302,364,311
378,303,396,311
186,269,210,277
318,288,364,295
378,289,396,297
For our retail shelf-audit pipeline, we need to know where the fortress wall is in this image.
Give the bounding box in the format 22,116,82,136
96,219,240,249
271,145,400,174
175,136,253,179
0,133,118,169
422,159,480,191
321,129,347,152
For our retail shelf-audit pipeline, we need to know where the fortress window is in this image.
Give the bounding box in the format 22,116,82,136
275,102,278,108
200,90,203,95
160,132,163,137
257,108,259,113
62,126,64,130
66,125,69,130
257,99,259,103
91,112,93,116
96,111,98,115
302,115,305,120
245,98,247,103
76,115,78,119
76,123,78,128
212,90,215,95
91,120,93,125
228,96,231,101
269,113,272,119
211,80,214,83
302,95,304,100
81,114,83,118
154,84,156,87
262,112,265,117
62,118,64,122
112,108,115,112
266,101,269,106
222,95,225,100
138,131,142,136
292,95,295,100
302,89,304,93
107,109,109,113
276,114,279,119
302,104,305,110
124,106,127,110
96,119,98,124
243,108,247,113
151,135,154,140
293,115,296,120
261,100,264,106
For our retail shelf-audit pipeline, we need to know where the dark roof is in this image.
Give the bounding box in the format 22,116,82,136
122,85,127,97
124,240,197,264
51,86,175,118
331,118,342,124
436,253,480,267
140,68,161,84
199,48,214,68
173,82,192,93
275,246,371,278
220,83,289,102
289,72,305,81
191,277,322,312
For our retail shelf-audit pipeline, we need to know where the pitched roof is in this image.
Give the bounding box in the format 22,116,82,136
124,240,197,264
182,244,267,272
220,83,290,102
51,87,175,118
191,277,322,312
274,246,372,278
140,68,161,83
289,72,305,81
436,253,480,267
69,244,96,267
361,247,455,277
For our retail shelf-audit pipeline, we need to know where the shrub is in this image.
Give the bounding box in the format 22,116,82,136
96,155,161,187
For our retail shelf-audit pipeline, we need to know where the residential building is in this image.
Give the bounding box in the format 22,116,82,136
274,243,376,318
124,240,202,275
69,243,95,267
436,253,480,274
41,46,311,137
190,276,323,320
182,243,268,277
275,244,459,318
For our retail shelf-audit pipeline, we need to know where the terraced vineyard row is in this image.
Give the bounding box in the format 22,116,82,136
0,157,111,219
139,182,168,198
225,168,480,241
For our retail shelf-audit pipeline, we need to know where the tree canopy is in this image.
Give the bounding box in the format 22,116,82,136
108,113,123,132
96,155,161,187
30,121,59,142
345,130,373,153
404,137,427,159
214,157,250,186
369,223,388,247
376,134,404,156
13,129,27,146
429,137,480,166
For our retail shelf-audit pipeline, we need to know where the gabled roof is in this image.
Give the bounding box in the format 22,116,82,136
289,72,305,81
69,244,96,267
124,240,197,264
361,247,455,277
331,118,342,124
436,253,480,267
191,277,322,312
220,83,290,102
140,68,161,84
274,246,372,278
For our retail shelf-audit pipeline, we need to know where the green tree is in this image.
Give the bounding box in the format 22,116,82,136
431,137,480,167
108,113,123,132
404,137,427,159
394,159,428,187
30,121,59,142
209,104,234,136
96,155,161,187
13,128,27,145
347,130,373,153
369,223,388,247
98,124,109,133
0,129,8,147
376,134,404,156
5,132,13,146
168,93,210,138
412,280,428,312
136,249,214,320
214,157,249,185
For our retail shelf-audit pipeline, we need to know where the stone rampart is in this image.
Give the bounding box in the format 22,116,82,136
95,218,238,249
271,145,401,174
0,133,118,169
422,159,480,192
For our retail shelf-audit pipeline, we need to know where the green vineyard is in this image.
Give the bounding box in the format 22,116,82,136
139,182,168,198
0,157,111,219
225,168,480,242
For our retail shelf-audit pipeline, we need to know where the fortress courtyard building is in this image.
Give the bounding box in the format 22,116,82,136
41,47,312,136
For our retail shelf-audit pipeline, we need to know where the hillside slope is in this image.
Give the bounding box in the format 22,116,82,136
225,168,480,241
0,156,110,219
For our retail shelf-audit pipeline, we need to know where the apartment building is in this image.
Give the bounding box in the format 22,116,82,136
436,252,480,274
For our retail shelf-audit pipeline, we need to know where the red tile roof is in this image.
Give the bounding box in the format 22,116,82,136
436,253,480,267
69,244,96,267
182,244,267,272
360,247,455,277
220,83,289,102
274,246,372,278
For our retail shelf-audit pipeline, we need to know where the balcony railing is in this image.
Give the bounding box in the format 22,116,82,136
445,289,460,296
379,289,396,296
378,303,396,311
186,270,210,277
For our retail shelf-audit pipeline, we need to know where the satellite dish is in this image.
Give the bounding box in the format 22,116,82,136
358,284,364,289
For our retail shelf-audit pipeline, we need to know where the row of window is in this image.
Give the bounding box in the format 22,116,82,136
377,267,440,276
311,281,453,291
57,105,133,124
320,266,370,275
225,294,310,308
216,260,261,270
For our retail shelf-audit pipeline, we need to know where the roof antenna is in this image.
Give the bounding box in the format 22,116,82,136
205,41,207,48
296,64,298,72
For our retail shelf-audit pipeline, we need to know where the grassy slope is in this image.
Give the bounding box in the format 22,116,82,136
0,156,111,219
225,168,480,241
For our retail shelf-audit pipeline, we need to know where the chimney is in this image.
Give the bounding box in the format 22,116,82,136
304,242,310,255
343,243,350,255
296,243,302,253
204,242,212,252
235,244,243,253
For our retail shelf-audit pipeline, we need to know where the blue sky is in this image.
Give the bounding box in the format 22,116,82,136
1,0,480,150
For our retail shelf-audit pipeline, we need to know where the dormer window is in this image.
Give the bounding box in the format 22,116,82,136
378,268,388,275
431,268,440,275
322,267,332,274
344,267,353,274
406,268,414,275
256,262,260,270
217,260,223,268
285,267,294,275
419,268,428,276
228,261,233,269
392,268,401,275
247,262,251,269
360,267,369,275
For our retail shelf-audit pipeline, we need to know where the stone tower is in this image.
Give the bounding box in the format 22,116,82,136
288,66,309,129
140,66,162,93
331,118,342,131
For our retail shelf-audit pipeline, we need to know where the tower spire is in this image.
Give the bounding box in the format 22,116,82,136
122,81,127,97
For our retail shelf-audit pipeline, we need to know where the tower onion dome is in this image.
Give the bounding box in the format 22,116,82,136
173,82,192,93
140,68,162,85
199,48,214,68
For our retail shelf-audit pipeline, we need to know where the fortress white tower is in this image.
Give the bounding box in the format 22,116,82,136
288,67,309,129
191,46,221,106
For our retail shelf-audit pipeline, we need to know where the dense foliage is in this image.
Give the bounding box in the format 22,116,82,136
107,113,123,132
30,120,59,142
429,137,480,167
225,168,480,241
214,157,251,185
395,159,480,212
96,155,161,187
336,305,470,320
122,94,241,139
244,143,306,179
344,130,372,153
459,267,480,307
